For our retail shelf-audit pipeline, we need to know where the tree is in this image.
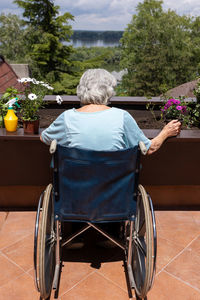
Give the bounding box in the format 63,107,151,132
120,0,199,96
14,0,76,92
0,14,30,62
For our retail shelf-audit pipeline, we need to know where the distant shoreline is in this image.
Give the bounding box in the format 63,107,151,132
70,30,123,48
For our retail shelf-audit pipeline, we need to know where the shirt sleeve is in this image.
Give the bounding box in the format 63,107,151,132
124,111,151,150
41,112,67,145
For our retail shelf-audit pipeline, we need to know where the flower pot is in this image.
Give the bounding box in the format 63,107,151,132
23,119,39,134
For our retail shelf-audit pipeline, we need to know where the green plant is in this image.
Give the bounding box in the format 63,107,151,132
186,102,200,128
18,77,53,121
193,78,200,104
0,87,19,127
160,98,189,125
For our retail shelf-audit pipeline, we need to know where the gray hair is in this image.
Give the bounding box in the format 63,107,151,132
77,69,117,105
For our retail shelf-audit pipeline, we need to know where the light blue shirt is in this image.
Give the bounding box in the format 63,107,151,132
41,107,151,150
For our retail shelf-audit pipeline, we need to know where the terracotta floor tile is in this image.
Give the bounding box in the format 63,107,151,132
148,271,200,300
2,234,34,271
187,236,200,256
58,262,95,296
97,260,127,291
27,267,34,278
156,211,197,228
0,253,24,288
156,237,183,272
157,222,200,248
0,211,199,300
60,272,129,300
0,212,8,231
0,212,35,249
191,211,200,225
0,273,39,300
165,247,200,290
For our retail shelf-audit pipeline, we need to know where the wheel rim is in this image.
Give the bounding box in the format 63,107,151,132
39,184,56,299
132,184,155,299
34,191,44,292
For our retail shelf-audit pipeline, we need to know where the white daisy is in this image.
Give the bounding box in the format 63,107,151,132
56,95,63,105
47,85,54,90
28,93,38,100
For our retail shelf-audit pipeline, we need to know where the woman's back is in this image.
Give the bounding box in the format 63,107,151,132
41,107,151,151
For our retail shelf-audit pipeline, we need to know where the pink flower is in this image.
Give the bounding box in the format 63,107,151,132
166,99,173,107
174,99,181,105
176,105,182,111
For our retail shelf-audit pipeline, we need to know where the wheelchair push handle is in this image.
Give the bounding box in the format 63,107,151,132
139,141,148,155
49,139,147,155
50,139,57,154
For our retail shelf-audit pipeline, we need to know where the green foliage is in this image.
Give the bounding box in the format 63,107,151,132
14,0,76,88
13,1,116,94
70,46,122,72
193,78,200,103
187,102,200,127
120,0,200,96
0,14,30,62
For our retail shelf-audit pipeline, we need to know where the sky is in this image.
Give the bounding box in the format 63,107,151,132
0,0,200,31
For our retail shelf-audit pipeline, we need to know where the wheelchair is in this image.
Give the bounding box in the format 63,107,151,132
34,140,157,300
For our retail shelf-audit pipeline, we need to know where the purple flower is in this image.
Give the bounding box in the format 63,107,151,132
176,105,182,111
161,108,165,112
166,99,173,107
174,99,181,105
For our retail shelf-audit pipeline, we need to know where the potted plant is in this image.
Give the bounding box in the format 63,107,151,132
160,98,189,126
17,77,53,134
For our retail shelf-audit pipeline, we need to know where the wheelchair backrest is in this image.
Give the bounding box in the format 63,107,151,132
53,145,140,222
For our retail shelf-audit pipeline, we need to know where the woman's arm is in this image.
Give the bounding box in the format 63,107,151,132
40,135,44,143
147,120,181,155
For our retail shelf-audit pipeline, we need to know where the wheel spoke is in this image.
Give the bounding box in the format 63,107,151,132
138,219,145,236
133,243,146,289
135,236,146,257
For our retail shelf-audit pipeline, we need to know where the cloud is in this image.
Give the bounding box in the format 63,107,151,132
56,0,136,30
1,0,200,30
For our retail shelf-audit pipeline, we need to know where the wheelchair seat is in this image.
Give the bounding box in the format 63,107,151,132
34,142,157,300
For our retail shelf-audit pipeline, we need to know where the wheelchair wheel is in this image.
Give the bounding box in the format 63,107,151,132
38,184,56,299
132,184,157,299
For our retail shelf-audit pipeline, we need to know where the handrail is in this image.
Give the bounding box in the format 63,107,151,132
0,94,197,105
0,128,200,141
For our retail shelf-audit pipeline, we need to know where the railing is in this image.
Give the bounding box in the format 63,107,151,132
0,95,199,210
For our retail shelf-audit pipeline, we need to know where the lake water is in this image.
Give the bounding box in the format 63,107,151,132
68,39,119,48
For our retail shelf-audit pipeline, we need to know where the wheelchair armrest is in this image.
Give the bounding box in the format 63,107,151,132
49,139,57,154
139,141,148,155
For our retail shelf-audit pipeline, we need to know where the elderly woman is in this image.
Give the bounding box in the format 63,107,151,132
41,69,181,248
41,68,181,154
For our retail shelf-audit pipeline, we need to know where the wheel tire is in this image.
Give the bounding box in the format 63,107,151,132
39,184,56,299
34,191,44,292
132,184,156,299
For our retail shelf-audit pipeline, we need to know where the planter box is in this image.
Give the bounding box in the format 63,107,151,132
0,128,199,210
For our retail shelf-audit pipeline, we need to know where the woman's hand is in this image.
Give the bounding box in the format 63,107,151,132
147,120,181,155
162,120,181,137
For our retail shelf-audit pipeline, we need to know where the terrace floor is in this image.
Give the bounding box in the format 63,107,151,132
0,210,200,300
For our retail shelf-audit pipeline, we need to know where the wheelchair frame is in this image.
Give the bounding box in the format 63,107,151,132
34,141,157,300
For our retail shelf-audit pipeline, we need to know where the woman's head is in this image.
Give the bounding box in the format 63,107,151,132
77,69,117,105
